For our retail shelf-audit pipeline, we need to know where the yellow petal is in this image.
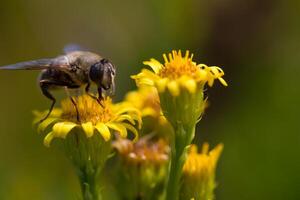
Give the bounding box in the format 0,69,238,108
156,78,168,93
167,81,180,96
136,78,154,86
210,143,224,161
210,66,224,76
189,144,198,154
131,69,158,87
182,78,197,93
106,122,127,138
207,78,214,87
218,77,228,86
141,108,157,117
163,54,169,63
141,69,159,79
50,109,63,117
197,69,208,81
81,122,94,138
129,113,142,129
185,50,190,60
143,58,163,73
168,53,173,61
52,122,77,139
115,114,136,125
95,123,111,141
131,75,153,87
121,123,139,142
37,117,59,134
201,143,210,154
43,131,54,147
115,107,140,117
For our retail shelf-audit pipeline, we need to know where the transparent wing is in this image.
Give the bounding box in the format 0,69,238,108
0,57,69,70
63,44,87,54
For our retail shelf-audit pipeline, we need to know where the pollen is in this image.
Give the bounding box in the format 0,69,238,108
159,50,199,80
61,95,114,125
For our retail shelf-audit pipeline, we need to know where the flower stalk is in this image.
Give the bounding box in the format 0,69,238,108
166,124,195,200
77,159,102,200
31,49,227,200
63,130,111,200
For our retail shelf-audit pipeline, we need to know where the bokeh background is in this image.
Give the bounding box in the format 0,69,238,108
0,0,299,199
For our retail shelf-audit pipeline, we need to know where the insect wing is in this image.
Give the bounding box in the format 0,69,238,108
63,44,87,54
0,58,69,70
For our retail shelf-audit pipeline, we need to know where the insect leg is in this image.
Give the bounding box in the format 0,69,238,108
85,83,104,107
64,87,81,122
39,81,56,123
98,86,103,101
85,82,98,100
97,86,105,107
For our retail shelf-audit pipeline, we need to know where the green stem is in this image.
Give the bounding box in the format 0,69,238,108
166,147,186,200
78,164,102,200
166,124,195,200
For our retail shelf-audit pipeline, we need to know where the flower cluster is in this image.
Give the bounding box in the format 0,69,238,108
132,50,226,200
33,50,226,200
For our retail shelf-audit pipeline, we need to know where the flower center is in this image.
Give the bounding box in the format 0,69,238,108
158,51,200,80
61,95,114,124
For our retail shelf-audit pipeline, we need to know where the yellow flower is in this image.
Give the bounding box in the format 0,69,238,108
34,95,142,199
132,50,227,97
181,143,223,200
113,137,170,165
132,50,227,128
34,95,141,147
112,137,170,200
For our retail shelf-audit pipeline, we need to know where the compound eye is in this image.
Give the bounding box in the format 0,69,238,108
110,66,116,75
102,59,116,75
101,68,112,89
89,62,104,84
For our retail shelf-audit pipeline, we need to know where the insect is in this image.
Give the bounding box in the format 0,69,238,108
0,47,116,123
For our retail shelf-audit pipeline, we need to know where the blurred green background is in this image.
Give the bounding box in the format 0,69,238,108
0,0,299,199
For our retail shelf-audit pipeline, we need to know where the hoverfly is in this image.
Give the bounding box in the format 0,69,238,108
0,46,116,122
